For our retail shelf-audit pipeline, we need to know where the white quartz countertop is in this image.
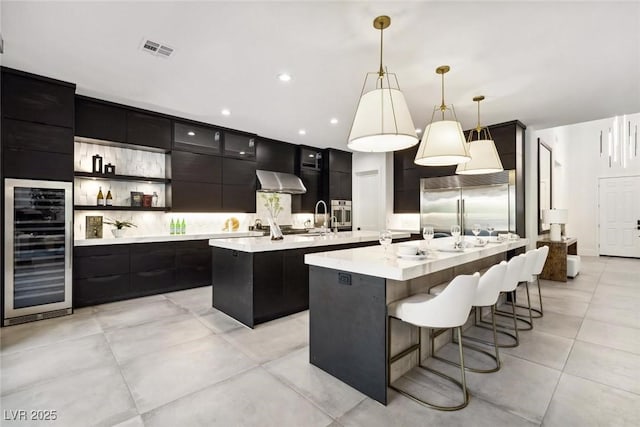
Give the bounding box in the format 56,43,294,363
304,237,529,281
208,231,411,253
75,231,265,246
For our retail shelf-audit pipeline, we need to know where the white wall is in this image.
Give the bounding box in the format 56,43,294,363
351,152,393,231
533,112,640,256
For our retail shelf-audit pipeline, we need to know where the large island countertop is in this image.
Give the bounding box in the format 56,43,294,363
75,231,264,246
305,237,528,281
208,230,410,252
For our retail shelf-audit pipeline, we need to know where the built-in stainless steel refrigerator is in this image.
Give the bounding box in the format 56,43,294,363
420,171,516,235
4,178,73,326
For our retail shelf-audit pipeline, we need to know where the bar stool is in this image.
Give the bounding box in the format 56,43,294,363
496,249,538,331
428,262,507,373
387,273,479,411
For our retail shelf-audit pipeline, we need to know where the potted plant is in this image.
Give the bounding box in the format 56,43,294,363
260,193,284,240
104,218,137,238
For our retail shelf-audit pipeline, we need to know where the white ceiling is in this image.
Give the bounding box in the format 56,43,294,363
2,1,639,149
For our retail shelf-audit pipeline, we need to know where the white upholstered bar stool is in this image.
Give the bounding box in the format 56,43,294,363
496,249,538,331
387,273,479,411
527,245,549,318
428,262,507,373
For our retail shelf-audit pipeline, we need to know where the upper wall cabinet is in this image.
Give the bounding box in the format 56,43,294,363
299,146,323,171
173,121,221,155
223,131,256,159
256,138,296,173
323,148,352,202
2,69,74,128
127,111,171,150
75,97,127,143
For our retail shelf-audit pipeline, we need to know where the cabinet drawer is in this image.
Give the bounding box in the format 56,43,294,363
75,244,130,258
3,119,73,154
131,268,175,294
74,274,130,307
170,180,222,212
171,151,222,183
3,148,73,181
127,111,171,150
2,71,74,127
130,243,175,272
74,253,130,279
75,98,127,143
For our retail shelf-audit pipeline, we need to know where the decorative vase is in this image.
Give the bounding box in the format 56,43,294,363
112,228,125,238
267,217,283,241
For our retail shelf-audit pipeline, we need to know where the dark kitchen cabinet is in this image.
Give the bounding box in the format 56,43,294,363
73,245,131,307
170,180,222,212
323,148,352,202
256,138,296,173
126,111,171,151
3,119,73,155
75,97,127,143
223,131,256,159
328,171,352,201
3,147,73,181
176,240,211,288
173,121,221,155
1,68,75,128
292,169,321,213
299,146,323,171
222,157,257,185
222,185,256,212
170,151,222,183
327,149,352,173
222,157,256,212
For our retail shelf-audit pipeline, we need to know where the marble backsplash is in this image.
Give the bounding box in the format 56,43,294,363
75,140,166,178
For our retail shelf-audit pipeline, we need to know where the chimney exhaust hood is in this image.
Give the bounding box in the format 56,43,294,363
256,170,307,194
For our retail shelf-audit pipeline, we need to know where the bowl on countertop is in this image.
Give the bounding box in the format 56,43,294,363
396,244,419,256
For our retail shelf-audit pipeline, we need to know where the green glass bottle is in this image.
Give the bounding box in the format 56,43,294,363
170,219,175,235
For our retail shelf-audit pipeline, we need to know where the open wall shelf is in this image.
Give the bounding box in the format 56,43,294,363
74,205,169,212
74,171,170,184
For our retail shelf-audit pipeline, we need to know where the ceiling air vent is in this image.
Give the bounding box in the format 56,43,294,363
140,38,174,58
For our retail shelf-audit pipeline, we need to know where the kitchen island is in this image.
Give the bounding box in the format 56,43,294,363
304,237,528,404
209,231,410,327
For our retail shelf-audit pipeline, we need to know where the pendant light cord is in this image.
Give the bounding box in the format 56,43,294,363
476,99,482,132
378,24,384,78
440,72,446,120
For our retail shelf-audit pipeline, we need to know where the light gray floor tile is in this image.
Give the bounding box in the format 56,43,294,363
598,271,640,287
142,367,333,427
95,299,188,330
577,319,640,355
1,334,115,395
536,295,590,317
528,310,584,339
585,304,639,329
164,286,212,314
292,310,310,325
603,257,640,273
264,346,366,418
0,364,137,427
589,293,639,311
501,330,574,370
594,283,640,300
222,316,308,363
543,373,640,427
196,309,244,334
564,341,640,395
121,335,257,413
0,313,102,355
92,294,167,312
517,284,593,303
106,313,213,362
338,389,536,427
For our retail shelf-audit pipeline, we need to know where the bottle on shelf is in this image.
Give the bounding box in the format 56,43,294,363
97,186,104,206
170,219,176,235
181,218,186,235
152,191,158,207
106,189,113,206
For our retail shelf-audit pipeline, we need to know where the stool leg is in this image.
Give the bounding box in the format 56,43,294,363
473,292,520,348
524,281,534,329
456,327,468,405
490,305,501,370
537,276,544,317
511,291,521,344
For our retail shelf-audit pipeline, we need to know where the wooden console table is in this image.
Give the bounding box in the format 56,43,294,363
536,237,578,282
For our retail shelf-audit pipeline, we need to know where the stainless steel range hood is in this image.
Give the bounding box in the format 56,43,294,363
256,170,307,194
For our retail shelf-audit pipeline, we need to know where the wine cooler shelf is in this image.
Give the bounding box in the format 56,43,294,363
74,172,170,184
74,205,169,212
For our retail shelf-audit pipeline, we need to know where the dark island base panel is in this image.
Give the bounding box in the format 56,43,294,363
309,266,388,404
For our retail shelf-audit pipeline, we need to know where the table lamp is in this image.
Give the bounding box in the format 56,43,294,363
543,209,568,241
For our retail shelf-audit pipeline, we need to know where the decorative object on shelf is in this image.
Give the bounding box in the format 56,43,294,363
456,96,503,175
347,15,418,153
92,154,103,173
104,163,116,175
261,193,284,240
181,218,186,235
543,209,568,241
142,194,153,208
152,191,159,207
170,218,176,235
130,191,143,207
104,217,136,238
223,217,240,232
85,216,103,239
415,65,470,166
97,186,105,206
105,188,113,206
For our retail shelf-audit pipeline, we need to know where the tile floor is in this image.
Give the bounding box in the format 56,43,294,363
1,256,639,426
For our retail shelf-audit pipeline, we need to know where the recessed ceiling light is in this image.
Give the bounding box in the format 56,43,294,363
298,129,306,135
239,151,246,155
308,154,315,158
278,73,292,82
221,109,231,116
330,118,339,125
187,131,195,136
415,128,422,134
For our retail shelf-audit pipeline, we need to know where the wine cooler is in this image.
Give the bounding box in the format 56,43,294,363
3,179,73,326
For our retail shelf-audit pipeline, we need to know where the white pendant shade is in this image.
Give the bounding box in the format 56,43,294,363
414,120,470,166
348,88,418,152
456,139,504,175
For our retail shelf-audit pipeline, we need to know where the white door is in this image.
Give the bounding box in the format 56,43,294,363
599,176,640,257
354,170,380,231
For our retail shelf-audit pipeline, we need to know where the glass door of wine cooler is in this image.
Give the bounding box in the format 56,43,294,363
4,179,73,325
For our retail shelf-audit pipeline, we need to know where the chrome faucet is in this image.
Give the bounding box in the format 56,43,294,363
314,200,328,235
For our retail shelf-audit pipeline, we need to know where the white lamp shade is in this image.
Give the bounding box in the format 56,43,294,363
456,139,504,175
348,88,418,152
414,120,471,166
543,209,568,224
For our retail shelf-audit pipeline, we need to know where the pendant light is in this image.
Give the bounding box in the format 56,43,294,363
347,16,418,153
414,65,470,166
456,96,504,175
